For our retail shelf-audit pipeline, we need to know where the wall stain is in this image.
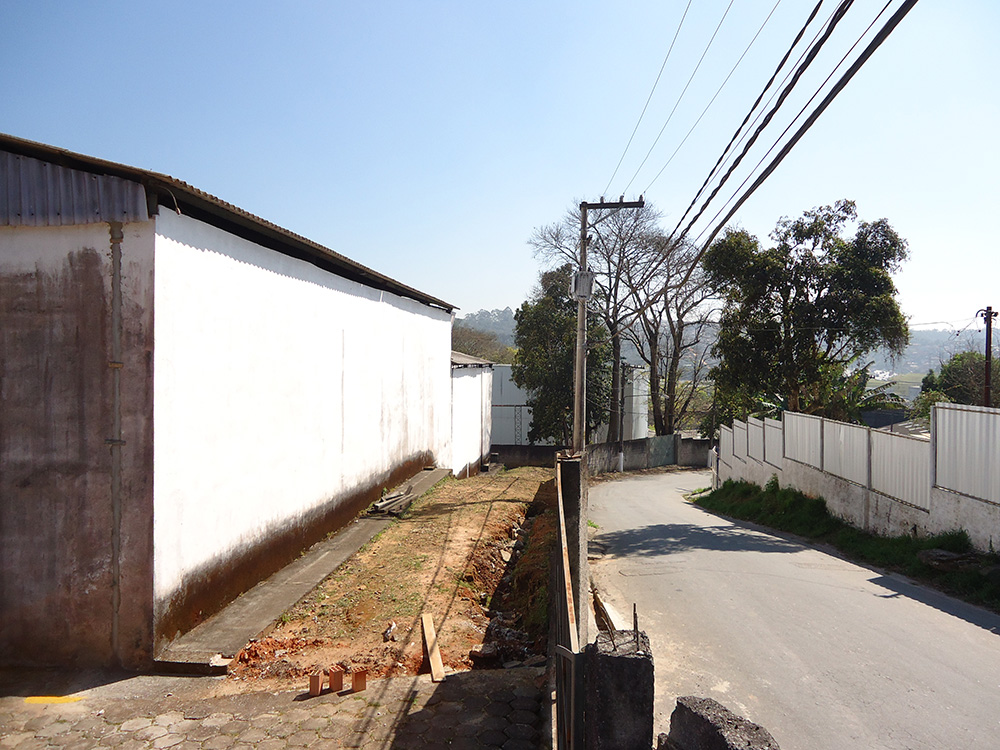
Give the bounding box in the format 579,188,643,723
0,248,114,666
154,452,436,654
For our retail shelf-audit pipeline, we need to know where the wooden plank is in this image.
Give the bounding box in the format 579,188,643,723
421,613,446,682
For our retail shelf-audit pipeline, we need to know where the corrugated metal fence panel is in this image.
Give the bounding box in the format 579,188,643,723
747,417,764,462
823,420,868,486
764,418,784,468
871,430,930,509
0,151,148,226
935,404,1000,504
733,421,748,460
719,426,734,466
784,412,822,468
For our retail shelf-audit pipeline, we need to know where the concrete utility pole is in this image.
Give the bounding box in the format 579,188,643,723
572,196,644,454
978,306,997,408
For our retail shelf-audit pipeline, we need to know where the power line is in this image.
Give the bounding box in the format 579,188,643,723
640,0,785,197
621,0,738,196
663,0,827,236
694,0,895,247
682,1,842,222
603,0,694,197
688,0,921,273
674,0,858,244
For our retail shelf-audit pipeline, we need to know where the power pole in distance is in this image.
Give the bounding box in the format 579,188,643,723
978,306,997,408
572,196,644,453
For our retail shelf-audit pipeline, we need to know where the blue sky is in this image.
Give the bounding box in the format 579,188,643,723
4,1,996,332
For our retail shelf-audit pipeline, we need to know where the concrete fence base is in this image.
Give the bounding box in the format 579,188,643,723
658,696,780,750
584,630,654,750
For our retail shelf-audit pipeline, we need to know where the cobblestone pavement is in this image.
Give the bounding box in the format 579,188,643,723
0,668,547,750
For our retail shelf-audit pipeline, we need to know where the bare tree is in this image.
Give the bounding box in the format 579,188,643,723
529,202,665,444
623,236,715,435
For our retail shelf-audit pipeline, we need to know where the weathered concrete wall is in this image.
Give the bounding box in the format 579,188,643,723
151,211,452,650
587,436,677,476
585,631,654,750
0,222,155,668
451,366,492,478
718,451,1000,552
678,436,712,467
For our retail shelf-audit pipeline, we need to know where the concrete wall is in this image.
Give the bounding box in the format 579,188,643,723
151,210,452,650
0,221,156,668
451,366,492,478
717,443,1000,553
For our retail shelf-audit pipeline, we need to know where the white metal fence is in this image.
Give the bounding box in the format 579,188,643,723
823,420,868,486
935,403,1000,504
764,418,784,469
748,417,764,462
733,421,748,461
784,412,822,468
719,426,734,466
728,404,1000,511
871,430,931,510
719,405,1000,549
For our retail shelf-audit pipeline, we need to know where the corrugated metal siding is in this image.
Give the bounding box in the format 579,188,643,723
733,420,748,461
719,426,734,466
935,403,1000,504
823,420,868,486
871,430,930,509
764,417,784,468
785,412,822,468
1,152,148,226
747,417,764,462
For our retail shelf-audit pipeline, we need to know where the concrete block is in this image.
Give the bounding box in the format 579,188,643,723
661,696,779,750
584,630,654,750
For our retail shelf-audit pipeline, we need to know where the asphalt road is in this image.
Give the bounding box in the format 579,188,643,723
588,469,1000,750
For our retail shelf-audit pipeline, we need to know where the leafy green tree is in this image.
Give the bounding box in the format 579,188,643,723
703,200,908,427
910,389,952,422
511,265,612,445
932,350,1000,406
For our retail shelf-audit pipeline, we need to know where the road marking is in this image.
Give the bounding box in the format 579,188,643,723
24,696,82,704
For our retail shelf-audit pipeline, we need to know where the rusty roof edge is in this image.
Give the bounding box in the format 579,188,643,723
0,132,456,313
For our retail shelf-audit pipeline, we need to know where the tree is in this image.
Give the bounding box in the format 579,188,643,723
530,202,665,444
703,200,908,427
511,265,612,445
930,350,1000,406
452,324,515,363
623,236,714,435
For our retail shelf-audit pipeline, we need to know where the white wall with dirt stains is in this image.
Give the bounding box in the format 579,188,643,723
151,209,452,643
451,365,493,478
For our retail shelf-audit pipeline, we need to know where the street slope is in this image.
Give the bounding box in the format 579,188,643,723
589,470,1000,750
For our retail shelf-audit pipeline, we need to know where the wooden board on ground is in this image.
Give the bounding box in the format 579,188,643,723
421,613,446,682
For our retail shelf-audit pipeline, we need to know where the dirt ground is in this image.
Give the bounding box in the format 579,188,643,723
228,466,557,689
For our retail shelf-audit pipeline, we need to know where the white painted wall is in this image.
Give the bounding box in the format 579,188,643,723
451,366,492,477
151,210,452,606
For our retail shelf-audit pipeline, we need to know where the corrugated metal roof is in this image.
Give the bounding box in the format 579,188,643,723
451,351,494,367
0,133,455,312
0,151,148,226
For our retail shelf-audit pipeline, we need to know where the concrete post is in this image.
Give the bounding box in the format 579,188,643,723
559,455,589,646
584,630,654,750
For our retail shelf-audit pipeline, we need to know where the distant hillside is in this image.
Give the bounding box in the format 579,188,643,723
455,312,985,380
870,329,988,375
457,308,516,347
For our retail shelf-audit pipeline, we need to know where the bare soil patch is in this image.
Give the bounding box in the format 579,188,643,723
228,466,556,688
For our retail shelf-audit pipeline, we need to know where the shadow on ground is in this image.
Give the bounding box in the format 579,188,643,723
868,574,1000,637
594,520,805,559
